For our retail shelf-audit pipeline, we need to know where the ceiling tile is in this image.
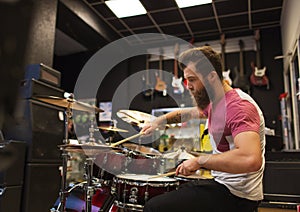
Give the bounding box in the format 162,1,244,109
215,0,248,16
189,19,218,32
150,9,182,25
252,0,283,10
108,19,127,30
181,4,214,20
122,15,153,28
133,27,160,34
252,9,282,26
219,14,249,29
160,23,188,35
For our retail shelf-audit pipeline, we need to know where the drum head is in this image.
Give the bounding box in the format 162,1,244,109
115,174,177,182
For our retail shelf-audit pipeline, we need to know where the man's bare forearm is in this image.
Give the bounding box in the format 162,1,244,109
164,107,204,124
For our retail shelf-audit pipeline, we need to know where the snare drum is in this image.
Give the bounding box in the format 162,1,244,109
112,174,179,211
175,170,213,185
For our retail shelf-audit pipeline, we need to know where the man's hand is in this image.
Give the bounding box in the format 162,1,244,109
140,115,167,136
140,122,158,136
176,157,201,176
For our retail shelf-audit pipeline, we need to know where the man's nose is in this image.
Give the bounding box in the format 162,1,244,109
186,81,193,90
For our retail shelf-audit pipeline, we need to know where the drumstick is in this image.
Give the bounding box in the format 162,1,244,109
110,133,143,147
148,171,176,179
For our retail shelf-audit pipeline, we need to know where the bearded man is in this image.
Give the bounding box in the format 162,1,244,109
141,46,265,212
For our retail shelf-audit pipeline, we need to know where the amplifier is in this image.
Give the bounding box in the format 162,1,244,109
22,163,61,212
0,185,22,212
3,99,64,163
25,63,61,87
19,78,64,99
263,160,300,203
0,140,26,186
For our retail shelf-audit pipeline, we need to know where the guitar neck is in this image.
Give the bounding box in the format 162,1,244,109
239,40,245,77
159,55,163,79
174,57,178,78
256,40,261,69
221,44,226,72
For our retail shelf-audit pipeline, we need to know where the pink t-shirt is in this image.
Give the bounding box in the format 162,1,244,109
204,89,265,201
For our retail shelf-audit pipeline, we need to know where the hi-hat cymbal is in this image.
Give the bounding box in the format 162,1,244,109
122,143,162,157
117,110,156,128
58,142,111,156
98,126,128,132
34,95,104,113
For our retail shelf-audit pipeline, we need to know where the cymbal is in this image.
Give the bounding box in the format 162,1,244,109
33,95,104,113
58,142,111,156
122,143,162,157
98,126,128,132
117,110,156,128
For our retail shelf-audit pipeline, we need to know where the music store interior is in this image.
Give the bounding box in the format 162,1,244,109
1,0,300,212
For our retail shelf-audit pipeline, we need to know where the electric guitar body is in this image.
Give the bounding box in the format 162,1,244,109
172,43,184,94
250,29,270,89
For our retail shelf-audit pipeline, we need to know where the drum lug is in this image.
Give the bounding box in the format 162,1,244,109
129,187,138,203
144,191,149,202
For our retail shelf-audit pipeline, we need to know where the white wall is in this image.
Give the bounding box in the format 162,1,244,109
280,0,300,71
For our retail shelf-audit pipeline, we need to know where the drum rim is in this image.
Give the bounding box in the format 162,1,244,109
114,201,144,211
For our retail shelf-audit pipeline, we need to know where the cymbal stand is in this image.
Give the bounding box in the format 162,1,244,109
57,100,73,212
84,115,97,212
83,157,95,212
88,117,96,143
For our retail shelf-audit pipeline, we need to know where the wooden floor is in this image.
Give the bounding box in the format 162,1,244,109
258,208,297,212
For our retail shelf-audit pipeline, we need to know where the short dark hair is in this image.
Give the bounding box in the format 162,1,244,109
178,46,223,80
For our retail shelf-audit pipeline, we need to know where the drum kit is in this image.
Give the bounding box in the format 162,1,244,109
34,94,211,212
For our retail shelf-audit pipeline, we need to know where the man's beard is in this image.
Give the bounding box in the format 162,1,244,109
190,86,211,110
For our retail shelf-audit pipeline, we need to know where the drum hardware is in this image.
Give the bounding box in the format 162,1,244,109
36,94,105,212
83,157,95,212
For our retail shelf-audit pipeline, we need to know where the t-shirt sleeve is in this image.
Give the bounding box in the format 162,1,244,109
228,100,260,138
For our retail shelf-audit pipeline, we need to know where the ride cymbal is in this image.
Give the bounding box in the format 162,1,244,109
117,110,156,128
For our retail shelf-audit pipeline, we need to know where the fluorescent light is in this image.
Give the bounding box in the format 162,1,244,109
175,0,212,8
105,0,147,18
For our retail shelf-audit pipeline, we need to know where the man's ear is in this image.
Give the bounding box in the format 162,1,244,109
207,71,218,81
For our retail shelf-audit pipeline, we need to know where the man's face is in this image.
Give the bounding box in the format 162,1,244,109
183,63,211,110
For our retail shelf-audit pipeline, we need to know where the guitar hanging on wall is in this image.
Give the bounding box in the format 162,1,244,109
250,29,270,89
220,33,232,86
172,43,184,94
183,37,195,89
233,40,250,94
155,48,167,96
142,54,154,99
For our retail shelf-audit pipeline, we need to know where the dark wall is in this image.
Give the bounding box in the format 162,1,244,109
54,27,284,135
252,27,284,135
